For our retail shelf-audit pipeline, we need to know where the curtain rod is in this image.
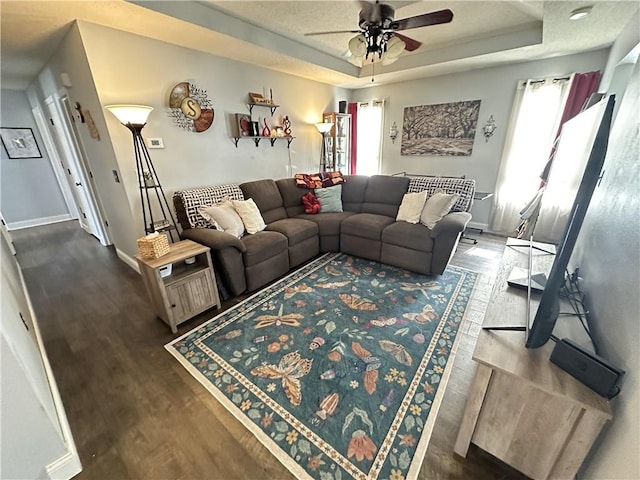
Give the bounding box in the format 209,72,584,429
524,76,571,86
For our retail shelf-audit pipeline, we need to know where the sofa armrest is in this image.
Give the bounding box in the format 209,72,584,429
180,228,247,253
430,212,472,239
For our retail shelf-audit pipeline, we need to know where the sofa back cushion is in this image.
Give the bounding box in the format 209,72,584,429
341,175,369,213
276,178,306,217
240,179,287,224
362,175,410,217
407,176,476,212
173,184,244,230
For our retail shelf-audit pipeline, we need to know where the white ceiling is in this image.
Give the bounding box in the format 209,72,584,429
1,1,638,90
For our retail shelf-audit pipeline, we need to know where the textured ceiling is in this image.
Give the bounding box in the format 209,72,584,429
1,1,638,90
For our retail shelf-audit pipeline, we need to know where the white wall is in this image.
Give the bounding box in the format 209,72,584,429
350,49,609,230
0,89,70,228
0,230,81,479
572,14,640,479
33,23,138,262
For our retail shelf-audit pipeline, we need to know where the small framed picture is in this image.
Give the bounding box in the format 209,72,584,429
1,128,42,159
236,113,252,136
249,92,266,104
146,138,165,149
153,219,170,231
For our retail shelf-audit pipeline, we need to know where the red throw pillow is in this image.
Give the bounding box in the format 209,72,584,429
302,192,321,214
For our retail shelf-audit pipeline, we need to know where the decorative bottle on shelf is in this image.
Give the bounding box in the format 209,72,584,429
283,116,292,136
261,117,271,137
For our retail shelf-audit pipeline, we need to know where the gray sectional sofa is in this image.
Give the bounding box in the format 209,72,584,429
173,175,475,297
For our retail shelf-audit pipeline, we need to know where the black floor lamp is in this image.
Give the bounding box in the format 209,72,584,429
105,104,179,241
315,121,333,172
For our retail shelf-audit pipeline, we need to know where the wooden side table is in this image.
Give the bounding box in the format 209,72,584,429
136,239,221,333
454,238,612,479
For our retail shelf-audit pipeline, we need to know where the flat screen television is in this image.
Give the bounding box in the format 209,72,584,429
525,95,615,348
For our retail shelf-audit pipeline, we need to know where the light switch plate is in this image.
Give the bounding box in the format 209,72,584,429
147,138,164,149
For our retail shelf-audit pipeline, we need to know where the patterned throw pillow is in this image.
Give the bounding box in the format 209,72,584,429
295,172,345,189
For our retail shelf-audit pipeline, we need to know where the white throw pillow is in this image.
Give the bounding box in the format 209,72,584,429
232,198,267,234
396,191,428,224
420,192,460,229
198,200,245,238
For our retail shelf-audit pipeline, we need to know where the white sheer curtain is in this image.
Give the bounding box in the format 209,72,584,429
491,78,571,235
357,101,384,175
535,98,608,242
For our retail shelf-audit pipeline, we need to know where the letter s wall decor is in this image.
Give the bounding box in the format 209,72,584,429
168,81,215,133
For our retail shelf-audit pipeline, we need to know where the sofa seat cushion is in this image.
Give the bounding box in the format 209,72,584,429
296,212,356,236
241,231,288,267
382,221,435,252
341,213,395,241
267,218,318,246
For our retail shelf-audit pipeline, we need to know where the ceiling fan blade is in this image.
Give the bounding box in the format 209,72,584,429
305,30,361,36
394,33,422,52
393,9,453,31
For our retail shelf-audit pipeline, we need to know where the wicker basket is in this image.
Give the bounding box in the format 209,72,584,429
137,232,170,259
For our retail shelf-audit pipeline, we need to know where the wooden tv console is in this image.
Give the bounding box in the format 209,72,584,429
454,238,612,480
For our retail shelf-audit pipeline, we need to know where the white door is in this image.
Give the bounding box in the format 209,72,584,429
44,95,107,245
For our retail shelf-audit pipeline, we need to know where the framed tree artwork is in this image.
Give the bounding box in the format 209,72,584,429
1,127,42,158
401,100,481,156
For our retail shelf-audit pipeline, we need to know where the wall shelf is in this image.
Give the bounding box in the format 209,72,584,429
248,103,279,116
232,136,294,148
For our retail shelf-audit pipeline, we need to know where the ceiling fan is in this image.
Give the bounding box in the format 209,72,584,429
305,1,453,67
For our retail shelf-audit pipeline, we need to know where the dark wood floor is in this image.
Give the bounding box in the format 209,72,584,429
12,221,528,480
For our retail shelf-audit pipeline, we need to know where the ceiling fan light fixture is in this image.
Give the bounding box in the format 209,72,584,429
569,6,592,20
348,34,367,57
386,36,406,58
380,54,399,66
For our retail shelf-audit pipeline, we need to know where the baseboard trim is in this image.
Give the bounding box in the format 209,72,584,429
7,214,73,231
46,450,82,480
116,248,140,274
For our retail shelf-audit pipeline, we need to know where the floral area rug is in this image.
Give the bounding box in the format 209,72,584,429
166,253,477,480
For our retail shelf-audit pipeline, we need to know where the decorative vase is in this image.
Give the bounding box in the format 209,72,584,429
261,118,271,137
283,116,292,136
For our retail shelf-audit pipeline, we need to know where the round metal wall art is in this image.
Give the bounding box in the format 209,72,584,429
168,82,214,132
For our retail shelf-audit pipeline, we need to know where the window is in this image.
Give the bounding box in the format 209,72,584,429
491,78,571,235
356,101,384,175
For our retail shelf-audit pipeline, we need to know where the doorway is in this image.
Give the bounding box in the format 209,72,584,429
43,94,109,246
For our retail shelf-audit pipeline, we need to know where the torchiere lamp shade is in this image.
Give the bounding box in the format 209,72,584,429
315,122,333,134
106,105,153,128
